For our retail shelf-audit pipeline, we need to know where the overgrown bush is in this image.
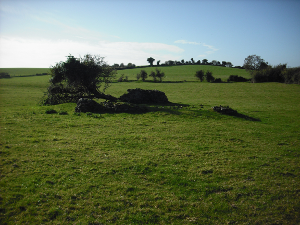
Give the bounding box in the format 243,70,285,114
195,70,205,82
0,72,11,78
205,71,215,82
252,64,286,83
155,68,165,82
149,71,157,82
139,70,148,82
227,75,249,82
41,54,117,105
118,74,128,82
283,67,300,84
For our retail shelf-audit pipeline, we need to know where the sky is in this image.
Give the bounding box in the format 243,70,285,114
0,0,299,68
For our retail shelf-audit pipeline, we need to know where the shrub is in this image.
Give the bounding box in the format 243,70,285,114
214,78,222,83
0,72,11,78
227,75,249,82
155,68,165,82
205,71,215,82
149,71,157,82
252,64,286,83
140,70,148,82
195,70,205,82
283,67,300,84
136,73,141,81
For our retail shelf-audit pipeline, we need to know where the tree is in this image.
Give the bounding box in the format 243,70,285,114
139,70,148,81
181,59,185,64
149,71,157,82
202,59,208,64
222,61,226,66
155,68,165,82
205,71,215,82
157,60,161,66
191,58,195,64
41,54,117,105
243,55,268,72
195,70,205,82
147,57,155,66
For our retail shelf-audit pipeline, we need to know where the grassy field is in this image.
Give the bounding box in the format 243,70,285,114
0,66,299,224
115,65,250,82
0,68,50,77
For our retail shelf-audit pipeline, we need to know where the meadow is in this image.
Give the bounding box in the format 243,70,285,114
0,65,299,224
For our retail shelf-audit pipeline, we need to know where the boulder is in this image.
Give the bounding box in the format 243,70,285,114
212,105,237,115
119,88,169,104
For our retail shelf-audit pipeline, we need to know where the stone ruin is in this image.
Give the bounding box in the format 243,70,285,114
212,105,237,115
119,88,169,104
75,98,147,113
75,89,169,113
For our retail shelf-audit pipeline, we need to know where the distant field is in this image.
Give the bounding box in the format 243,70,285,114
1,69,299,224
0,68,50,77
0,65,249,81
116,65,251,82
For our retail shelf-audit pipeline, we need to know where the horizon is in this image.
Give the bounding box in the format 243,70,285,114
0,0,300,68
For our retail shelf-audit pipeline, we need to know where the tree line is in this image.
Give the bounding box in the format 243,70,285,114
147,57,234,68
243,55,300,84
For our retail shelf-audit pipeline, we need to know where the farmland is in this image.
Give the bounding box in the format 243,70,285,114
0,65,299,224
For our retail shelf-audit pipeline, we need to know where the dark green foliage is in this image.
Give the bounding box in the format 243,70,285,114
243,55,268,72
149,71,157,82
45,109,57,114
139,70,148,82
252,64,286,83
147,57,155,66
283,67,300,84
195,70,205,82
205,70,215,82
118,74,128,82
227,75,249,82
0,72,11,78
41,54,116,105
155,68,165,82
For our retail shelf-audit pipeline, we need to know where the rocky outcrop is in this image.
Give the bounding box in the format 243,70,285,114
119,88,169,104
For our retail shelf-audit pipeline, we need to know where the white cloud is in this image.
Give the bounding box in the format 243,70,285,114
0,36,184,67
174,40,201,45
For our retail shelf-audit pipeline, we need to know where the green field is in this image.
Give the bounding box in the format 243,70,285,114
0,68,50,77
1,66,299,224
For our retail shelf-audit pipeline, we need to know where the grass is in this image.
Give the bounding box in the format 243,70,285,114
0,66,300,224
0,68,50,77
116,65,251,82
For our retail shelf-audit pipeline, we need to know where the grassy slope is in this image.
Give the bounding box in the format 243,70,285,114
0,68,50,77
0,69,300,224
116,65,250,82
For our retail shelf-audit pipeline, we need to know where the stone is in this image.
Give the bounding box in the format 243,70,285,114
119,88,169,104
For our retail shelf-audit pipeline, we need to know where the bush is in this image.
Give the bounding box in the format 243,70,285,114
0,72,11,79
205,71,215,82
139,70,148,82
252,64,286,83
195,70,205,82
227,75,249,82
41,54,117,105
149,71,157,82
283,67,300,84
155,68,165,82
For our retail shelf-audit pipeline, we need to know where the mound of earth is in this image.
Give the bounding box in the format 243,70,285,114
119,88,169,104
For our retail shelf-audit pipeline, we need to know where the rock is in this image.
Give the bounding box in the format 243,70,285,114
75,98,103,113
119,88,169,104
212,105,237,115
75,98,148,113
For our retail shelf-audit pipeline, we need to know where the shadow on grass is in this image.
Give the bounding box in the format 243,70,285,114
217,111,261,121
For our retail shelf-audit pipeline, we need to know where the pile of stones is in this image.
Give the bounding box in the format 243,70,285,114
212,105,237,115
75,98,147,113
119,88,169,104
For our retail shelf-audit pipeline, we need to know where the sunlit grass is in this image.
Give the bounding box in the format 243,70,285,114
0,69,299,224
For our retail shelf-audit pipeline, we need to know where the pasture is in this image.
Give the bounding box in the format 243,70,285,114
0,65,299,224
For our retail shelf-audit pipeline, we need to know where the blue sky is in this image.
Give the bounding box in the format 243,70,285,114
0,0,299,68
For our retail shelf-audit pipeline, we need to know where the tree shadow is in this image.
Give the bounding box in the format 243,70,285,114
217,111,261,121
